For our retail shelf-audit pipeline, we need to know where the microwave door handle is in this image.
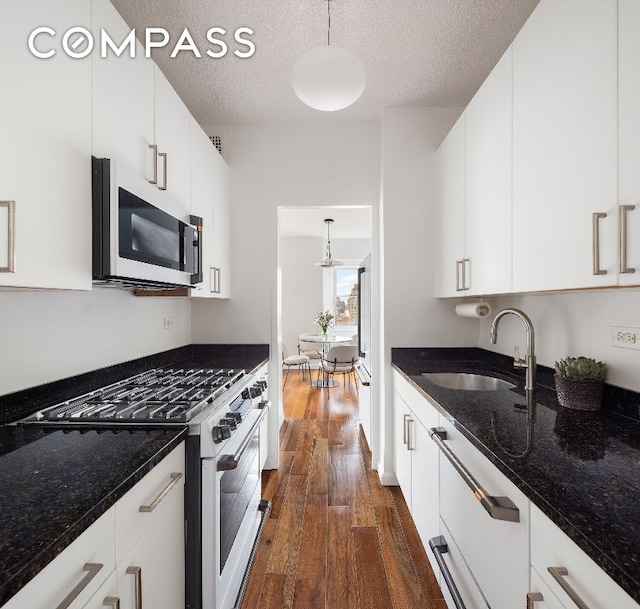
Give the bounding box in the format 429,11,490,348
190,215,203,284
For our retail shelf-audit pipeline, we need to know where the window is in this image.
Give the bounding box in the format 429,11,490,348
333,267,359,327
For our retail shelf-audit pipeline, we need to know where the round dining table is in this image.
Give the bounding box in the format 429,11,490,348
299,334,352,388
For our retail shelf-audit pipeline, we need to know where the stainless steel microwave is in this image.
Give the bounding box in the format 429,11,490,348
92,156,202,290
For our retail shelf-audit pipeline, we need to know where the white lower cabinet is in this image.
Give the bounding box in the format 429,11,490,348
2,443,185,609
436,520,490,609
528,568,567,609
114,443,185,609
393,371,440,574
82,572,118,609
437,418,530,609
2,508,116,609
530,503,638,609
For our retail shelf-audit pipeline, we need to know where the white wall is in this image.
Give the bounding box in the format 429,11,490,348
0,288,191,395
191,123,380,344
378,106,478,482
478,289,640,392
281,236,323,353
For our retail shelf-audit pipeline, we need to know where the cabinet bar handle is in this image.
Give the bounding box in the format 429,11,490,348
619,205,636,274
429,427,520,522
159,152,168,190
428,536,467,609
527,592,543,609
126,566,143,609
455,260,464,291
402,413,410,445
103,598,121,609
210,267,221,294
592,212,607,275
407,418,414,451
0,201,15,273
139,472,182,512
547,567,591,609
148,144,158,185
462,258,470,290
55,562,103,609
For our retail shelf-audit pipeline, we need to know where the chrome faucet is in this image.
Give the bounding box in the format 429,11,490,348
490,308,536,391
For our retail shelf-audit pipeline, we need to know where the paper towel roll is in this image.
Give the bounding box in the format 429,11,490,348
455,302,491,318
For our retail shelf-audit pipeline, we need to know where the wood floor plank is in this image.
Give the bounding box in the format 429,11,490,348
292,492,327,609
328,419,344,445
290,421,316,475
269,450,295,519
328,447,349,506
352,526,394,609
266,474,307,574
281,419,302,451
308,435,328,495
366,467,395,509
349,453,377,527
240,516,279,609
389,486,444,600
342,420,361,453
327,506,359,609
374,505,427,609
257,573,287,609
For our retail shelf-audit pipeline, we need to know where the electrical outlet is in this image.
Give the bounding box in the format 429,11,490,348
611,326,640,350
164,316,176,330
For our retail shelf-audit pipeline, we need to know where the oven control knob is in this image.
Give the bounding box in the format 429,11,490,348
212,425,232,443
227,412,242,423
219,417,237,431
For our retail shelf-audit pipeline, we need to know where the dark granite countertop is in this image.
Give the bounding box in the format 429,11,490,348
0,343,268,606
0,425,186,606
392,347,640,605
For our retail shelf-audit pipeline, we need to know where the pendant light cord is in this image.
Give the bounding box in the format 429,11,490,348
327,0,331,46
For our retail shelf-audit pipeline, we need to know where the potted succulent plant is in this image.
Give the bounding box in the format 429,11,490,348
554,356,606,411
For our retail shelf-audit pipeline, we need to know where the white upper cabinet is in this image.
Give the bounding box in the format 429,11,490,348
91,0,155,180
619,0,640,285
464,47,512,295
511,0,618,292
154,68,192,207
210,146,231,298
92,0,191,208
0,0,92,290
189,121,231,299
435,116,465,298
189,119,215,298
436,47,512,297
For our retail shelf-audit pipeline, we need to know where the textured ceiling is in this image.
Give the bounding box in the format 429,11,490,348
108,0,540,131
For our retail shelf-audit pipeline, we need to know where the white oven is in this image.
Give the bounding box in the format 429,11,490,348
185,365,271,609
201,403,270,609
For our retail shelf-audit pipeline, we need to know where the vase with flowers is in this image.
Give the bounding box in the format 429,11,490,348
314,310,334,339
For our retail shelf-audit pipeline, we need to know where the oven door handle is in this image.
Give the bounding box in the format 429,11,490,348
217,401,270,471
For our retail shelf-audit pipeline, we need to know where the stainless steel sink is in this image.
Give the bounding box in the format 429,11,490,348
421,372,516,391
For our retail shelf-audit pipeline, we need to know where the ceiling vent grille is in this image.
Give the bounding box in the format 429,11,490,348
209,135,223,158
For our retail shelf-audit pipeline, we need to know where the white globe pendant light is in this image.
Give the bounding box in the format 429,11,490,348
292,1,366,112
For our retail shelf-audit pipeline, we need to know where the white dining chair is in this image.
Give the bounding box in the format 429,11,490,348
282,342,311,387
298,334,324,363
320,345,359,387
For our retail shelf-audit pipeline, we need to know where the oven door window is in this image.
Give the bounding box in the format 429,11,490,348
118,187,192,271
219,433,260,573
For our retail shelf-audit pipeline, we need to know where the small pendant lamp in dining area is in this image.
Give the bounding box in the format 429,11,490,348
315,218,343,267
292,0,366,112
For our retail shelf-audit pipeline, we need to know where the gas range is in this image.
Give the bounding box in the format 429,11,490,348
20,367,248,425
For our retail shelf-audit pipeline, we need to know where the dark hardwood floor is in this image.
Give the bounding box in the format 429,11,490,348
240,368,446,609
